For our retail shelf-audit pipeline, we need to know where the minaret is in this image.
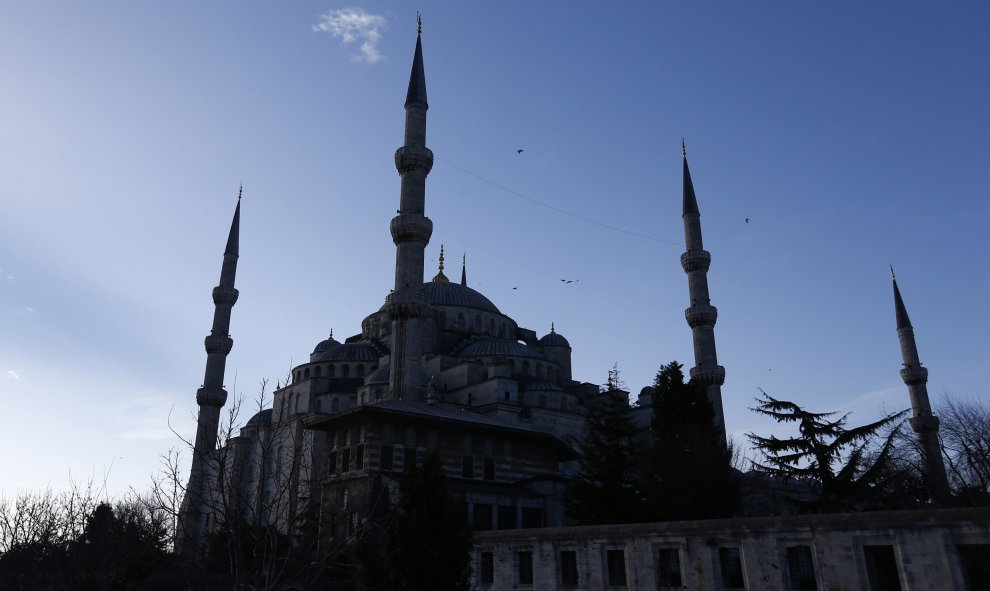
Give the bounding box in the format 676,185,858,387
178,190,241,553
680,142,727,440
461,252,467,286
892,268,951,505
387,16,434,400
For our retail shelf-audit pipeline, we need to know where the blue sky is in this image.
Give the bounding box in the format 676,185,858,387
1,2,988,495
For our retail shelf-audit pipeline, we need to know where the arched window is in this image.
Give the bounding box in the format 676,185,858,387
342,364,350,377
304,368,311,379
331,398,340,412
317,399,323,411
522,360,530,374
328,364,336,377
474,314,481,330
294,371,300,382
489,318,495,334
439,311,447,328
357,364,365,377
457,312,465,328
314,366,322,378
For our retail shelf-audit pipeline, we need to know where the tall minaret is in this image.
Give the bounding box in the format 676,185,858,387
179,190,241,553
680,143,727,440
892,268,951,505
387,17,434,400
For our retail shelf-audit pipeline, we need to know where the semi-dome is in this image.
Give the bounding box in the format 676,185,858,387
311,342,379,363
459,339,543,359
424,281,500,314
245,409,273,428
365,365,390,385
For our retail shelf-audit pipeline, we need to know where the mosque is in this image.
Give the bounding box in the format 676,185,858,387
175,27,976,591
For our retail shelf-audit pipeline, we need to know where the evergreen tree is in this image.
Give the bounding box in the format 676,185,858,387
566,366,641,525
382,452,472,591
747,390,908,512
642,362,737,521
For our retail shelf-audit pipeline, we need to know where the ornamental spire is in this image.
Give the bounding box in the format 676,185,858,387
432,244,449,282
892,268,912,330
405,15,428,108
460,252,467,286
224,187,241,257
682,141,699,216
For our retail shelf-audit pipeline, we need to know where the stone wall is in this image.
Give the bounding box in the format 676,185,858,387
473,507,990,590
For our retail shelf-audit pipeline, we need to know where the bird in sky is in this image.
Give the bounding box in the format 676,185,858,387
745,218,750,223
517,149,524,154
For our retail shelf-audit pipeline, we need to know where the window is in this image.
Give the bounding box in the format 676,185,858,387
355,445,365,470
606,549,627,586
357,364,365,376
327,451,337,475
786,546,817,590
521,507,543,529
341,448,351,473
331,398,340,412
316,399,323,411
719,547,744,589
957,544,990,591
497,505,516,530
517,551,533,585
314,365,322,377
462,455,474,479
348,512,357,537
404,447,417,471
480,551,494,585
473,503,493,531
863,545,901,591
657,548,682,588
483,457,495,481
380,444,394,470
560,550,579,588
342,364,350,377
505,391,511,401
304,368,310,379
328,364,336,377
474,314,481,330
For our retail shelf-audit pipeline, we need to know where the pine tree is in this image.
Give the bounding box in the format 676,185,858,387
642,362,737,521
747,390,908,512
382,452,472,591
566,366,641,525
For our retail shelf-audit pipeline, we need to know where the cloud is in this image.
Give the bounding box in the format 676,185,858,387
6,370,20,380
313,7,387,64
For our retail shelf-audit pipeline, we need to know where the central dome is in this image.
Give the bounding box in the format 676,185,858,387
424,281,500,314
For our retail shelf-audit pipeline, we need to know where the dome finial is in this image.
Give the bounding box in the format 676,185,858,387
551,322,556,334
417,12,422,35
432,244,449,282
890,264,896,280
238,183,242,200
330,328,334,339
682,138,686,158
461,252,467,286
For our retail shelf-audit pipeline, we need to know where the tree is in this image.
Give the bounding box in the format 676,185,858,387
746,391,908,512
376,452,471,591
641,362,737,521
566,366,641,525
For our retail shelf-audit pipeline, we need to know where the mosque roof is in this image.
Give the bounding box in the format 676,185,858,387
366,365,390,385
538,330,570,348
311,342,378,363
245,408,272,427
424,281,500,314
312,334,341,354
459,339,543,359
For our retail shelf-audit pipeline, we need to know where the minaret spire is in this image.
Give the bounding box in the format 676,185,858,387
388,23,434,400
892,271,951,505
460,252,467,286
179,190,242,554
432,245,449,282
679,144,727,441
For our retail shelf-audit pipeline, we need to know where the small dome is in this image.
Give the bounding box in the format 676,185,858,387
538,324,570,348
312,331,340,354
459,339,543,359
366,365,390,385
311,342,378,363
245,409,273,428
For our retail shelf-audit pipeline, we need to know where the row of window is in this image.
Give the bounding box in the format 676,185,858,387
294,363,376,383
467,503,543,531
477,543,990,590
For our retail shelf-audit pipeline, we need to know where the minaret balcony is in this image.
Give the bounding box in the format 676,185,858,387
394,146,434,174
909,414,940,433
900,365,928,386
680,249,712,273
690,365,726,387
212,286,239,306
385,291,429,320
685,304,718,328
196,385,228,407
204,333,234,355
390,214,434,245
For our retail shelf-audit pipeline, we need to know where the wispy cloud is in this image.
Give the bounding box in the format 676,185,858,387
313,8,387,64
6,370,21,380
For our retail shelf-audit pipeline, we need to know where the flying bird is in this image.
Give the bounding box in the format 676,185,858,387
512,287,518,290
517,149,524,154
745,218,750,223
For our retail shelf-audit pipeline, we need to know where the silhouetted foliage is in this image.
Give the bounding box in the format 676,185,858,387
641,362,738,521
379,452,472,591
747,391,908,512
567,367,641,525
